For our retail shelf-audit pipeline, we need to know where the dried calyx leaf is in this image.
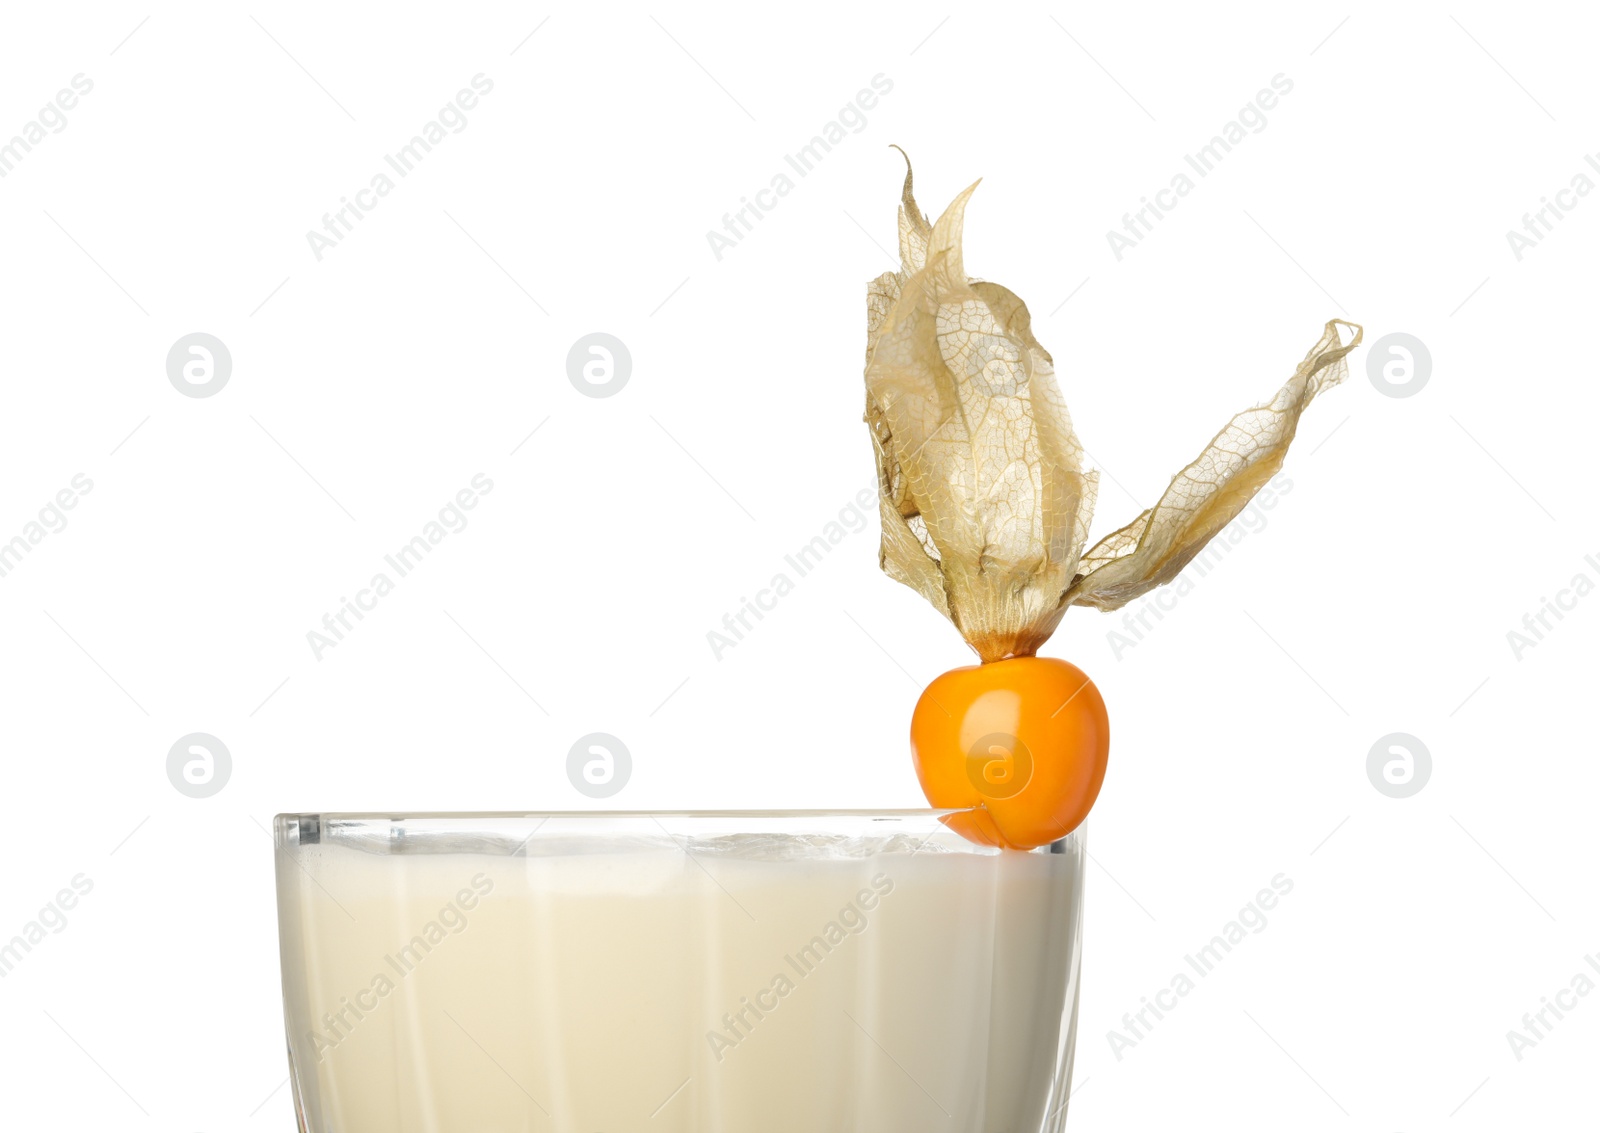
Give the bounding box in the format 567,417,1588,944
1063,318,1361,611
863,152,1361,662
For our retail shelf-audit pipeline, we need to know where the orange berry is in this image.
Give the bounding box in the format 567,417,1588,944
910,656,1109,850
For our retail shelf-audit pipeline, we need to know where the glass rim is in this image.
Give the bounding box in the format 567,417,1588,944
272,811,1088,856
276,808,981,821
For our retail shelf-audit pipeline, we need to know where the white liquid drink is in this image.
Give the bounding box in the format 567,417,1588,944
275,814,1084,1133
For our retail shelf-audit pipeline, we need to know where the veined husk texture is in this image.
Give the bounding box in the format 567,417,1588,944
864,160,1361,662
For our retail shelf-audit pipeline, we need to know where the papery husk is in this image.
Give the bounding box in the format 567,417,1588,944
1064,317,1361,611
864,153,1360,661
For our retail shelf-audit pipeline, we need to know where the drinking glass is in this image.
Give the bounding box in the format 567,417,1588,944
274,811,1085,1131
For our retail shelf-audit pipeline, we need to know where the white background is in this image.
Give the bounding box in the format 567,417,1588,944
0,1,1594,1129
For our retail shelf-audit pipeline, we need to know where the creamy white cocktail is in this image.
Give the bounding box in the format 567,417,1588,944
275,813,1084,1133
